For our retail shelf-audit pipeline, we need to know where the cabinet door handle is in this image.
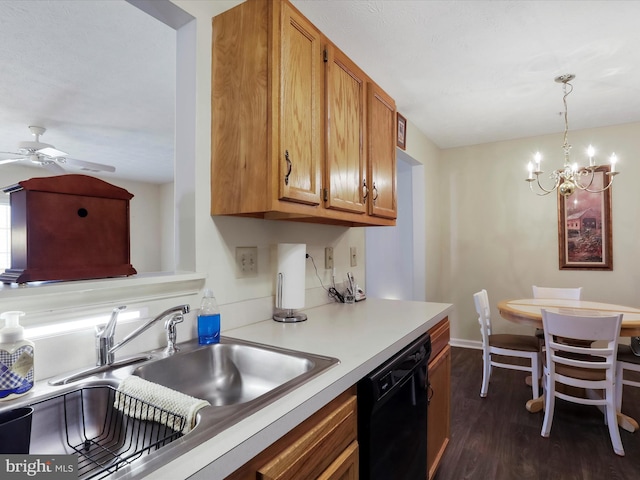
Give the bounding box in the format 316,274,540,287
427,382,434,405
284,150,292,186
372,182,379,204
362,178,369,200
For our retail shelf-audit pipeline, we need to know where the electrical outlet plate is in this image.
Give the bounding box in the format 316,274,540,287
350,247,357,267
325,247,334,269
236,247,258,277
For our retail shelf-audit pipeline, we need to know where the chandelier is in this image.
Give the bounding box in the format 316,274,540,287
526,74,619,197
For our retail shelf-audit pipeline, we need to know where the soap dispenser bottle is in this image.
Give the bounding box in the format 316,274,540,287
197,289,221,345
0,311,35,401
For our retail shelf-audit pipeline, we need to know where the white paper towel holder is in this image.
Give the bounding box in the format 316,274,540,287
273,272,308,323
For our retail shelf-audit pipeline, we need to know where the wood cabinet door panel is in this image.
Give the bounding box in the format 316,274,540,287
368,83,397,219
427,345,451,480
317,441,359,480
211,0,270,214
325,45,366,214
278,3,323,206
257,395,357,480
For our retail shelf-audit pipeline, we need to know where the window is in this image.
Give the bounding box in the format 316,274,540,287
0,200,9,271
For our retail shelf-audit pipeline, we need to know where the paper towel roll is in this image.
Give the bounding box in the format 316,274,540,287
276,243,306,310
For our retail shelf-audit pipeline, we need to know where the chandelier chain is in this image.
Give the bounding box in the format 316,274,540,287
561,80,573,165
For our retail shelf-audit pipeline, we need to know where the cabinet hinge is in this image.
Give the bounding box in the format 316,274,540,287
323,49,328,63
323,188,328,202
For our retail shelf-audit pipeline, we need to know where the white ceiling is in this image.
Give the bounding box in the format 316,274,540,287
2,1,640,184
293,0,640,149
0,0,176,184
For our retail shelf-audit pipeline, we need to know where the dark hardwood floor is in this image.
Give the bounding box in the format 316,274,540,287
434,347,640,480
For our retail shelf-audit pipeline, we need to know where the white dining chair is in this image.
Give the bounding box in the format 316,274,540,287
615,340,640,412
532,285,582,300
474,289,541,399
540,308,624,456
532,286,583,340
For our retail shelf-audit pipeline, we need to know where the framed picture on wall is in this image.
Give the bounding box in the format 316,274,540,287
558,166,613,270
397,113,407,150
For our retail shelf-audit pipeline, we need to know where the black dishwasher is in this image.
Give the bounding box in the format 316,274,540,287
357,332,431,480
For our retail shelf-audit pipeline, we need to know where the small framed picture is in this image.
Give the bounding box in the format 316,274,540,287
397,113,407,150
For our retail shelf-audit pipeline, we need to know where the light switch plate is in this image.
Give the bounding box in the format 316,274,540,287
325,247,334,269
236,247,258,277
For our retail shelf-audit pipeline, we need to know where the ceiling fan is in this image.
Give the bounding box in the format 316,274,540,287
0,125,116,174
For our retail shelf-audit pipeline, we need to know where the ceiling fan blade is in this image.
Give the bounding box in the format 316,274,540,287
37,146,68,158
41,161,66,174
0,158,24,165
63,157,116,173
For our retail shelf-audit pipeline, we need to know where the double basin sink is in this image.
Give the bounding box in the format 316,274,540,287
0,337,339,479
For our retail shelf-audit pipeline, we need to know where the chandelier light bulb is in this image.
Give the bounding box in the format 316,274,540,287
587,145,595,166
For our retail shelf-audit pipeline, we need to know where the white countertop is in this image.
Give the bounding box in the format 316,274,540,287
150,298,453,480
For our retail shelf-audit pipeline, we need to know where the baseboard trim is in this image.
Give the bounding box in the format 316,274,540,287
450,338,482,350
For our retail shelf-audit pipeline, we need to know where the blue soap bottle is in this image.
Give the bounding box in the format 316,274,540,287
198,289,220,345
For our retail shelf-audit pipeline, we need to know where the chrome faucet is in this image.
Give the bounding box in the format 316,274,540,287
96,304,190,366
96,306,126,366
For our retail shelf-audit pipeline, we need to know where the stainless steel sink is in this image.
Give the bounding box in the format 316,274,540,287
133,339,322,406
0,337,339,480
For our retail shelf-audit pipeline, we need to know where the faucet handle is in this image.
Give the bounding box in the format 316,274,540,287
104,306,127,338
164,313,184,355
96,305,126,366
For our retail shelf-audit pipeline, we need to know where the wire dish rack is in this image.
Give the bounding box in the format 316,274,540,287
30,385,187,480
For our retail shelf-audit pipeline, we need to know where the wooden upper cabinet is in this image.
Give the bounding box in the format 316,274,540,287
324,43,367,215
211,0,396,227
278,3,323,206
367,82,397,219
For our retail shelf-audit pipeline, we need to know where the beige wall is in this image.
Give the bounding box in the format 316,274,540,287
439,122,640,344
403,119,443,302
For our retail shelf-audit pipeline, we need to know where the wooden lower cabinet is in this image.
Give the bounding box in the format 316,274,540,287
226,390,357,480
317,441,358,480
427,318,451,480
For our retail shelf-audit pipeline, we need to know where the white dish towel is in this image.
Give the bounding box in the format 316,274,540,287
115,375,210,434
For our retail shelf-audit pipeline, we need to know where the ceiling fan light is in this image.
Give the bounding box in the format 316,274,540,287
18,141,54,153
37,146,68,158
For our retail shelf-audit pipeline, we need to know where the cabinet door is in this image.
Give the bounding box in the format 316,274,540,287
278,2,323,206
367,83,397,219
317,441,359,480
427,344,451,480
324,44,367,214
257,395,357,480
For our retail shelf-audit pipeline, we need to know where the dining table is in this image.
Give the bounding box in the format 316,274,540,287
497,298,640,433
